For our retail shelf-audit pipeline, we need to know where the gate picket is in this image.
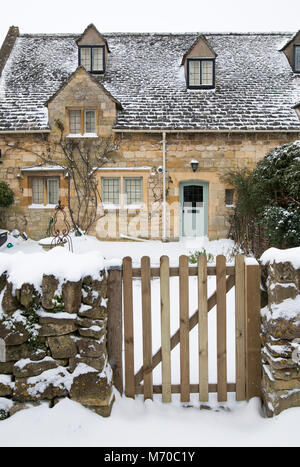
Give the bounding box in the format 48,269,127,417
160,256,171,403
141,256,153,401
198,254,209,402
179,255,190,403
123,256,135,399
235,254,246,401
216,255,227,402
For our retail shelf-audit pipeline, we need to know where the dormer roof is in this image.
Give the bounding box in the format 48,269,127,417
279,30,300,51
76,24,110,52
181,35,217,65
45,65,122,109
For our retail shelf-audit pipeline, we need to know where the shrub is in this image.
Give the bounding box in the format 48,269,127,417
224,140,300,252
0,181,14,207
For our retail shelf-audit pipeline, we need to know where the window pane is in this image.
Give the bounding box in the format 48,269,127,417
92,48,104,71
47,178,59,205
189,61,201,86
125,178,143,205
225,189,234,206
80,47,91,71
85,110,96,134
295,46,300,72
201,60,213,85
102,178,120,205
69,110,81,134
32,177,44,204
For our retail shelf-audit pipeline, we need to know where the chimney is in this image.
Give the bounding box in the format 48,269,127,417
0,26,19,77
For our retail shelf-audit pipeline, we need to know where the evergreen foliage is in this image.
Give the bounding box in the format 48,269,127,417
223,141,300,250
0,181,14,207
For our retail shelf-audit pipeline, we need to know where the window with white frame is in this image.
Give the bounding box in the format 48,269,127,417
69,110,81,135
32,177,44,204
124,177,143,206
187,58,215,88
79,46,105,73
101,176,144,208
84,110,97,134
31,177,60,206
102,178,120,206
68,109,97,136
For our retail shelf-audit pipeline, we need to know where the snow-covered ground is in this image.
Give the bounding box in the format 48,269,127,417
0,233,300,447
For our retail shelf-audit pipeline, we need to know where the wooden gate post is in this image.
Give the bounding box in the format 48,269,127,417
107,266,123,395
245,260,261,400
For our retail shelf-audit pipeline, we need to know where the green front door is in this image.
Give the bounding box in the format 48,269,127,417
180,181,208,237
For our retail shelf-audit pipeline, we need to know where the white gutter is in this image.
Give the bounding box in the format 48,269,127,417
113,129,300,133
162,131,167,242
0,130,50,134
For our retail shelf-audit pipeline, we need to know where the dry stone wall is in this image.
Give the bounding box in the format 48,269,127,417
0,261,114,420
261,251,300,417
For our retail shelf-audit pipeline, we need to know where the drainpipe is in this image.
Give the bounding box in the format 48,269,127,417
162,131,167,242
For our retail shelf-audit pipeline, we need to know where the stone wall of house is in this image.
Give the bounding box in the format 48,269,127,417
0,261,114,419
261,255,300,417
96,131,300,240
0,130,299,240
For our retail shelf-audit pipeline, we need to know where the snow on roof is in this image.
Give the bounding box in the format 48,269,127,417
0,32,300,132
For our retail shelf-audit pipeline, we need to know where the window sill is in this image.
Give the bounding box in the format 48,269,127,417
66,134,98,139
102,204,121,210
28,204,57,210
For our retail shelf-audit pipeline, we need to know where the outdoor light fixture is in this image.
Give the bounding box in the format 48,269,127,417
190,159,199,172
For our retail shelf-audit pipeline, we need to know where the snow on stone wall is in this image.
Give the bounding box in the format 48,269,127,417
0,248,117,419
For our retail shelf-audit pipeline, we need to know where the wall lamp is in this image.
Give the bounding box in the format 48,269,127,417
190,159,199,172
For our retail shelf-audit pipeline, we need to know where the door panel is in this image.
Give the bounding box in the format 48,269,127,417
181,183,208,237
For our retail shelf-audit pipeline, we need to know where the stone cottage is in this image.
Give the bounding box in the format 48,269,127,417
0,24,299,241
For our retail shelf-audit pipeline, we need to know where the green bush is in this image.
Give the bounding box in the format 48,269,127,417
0,181,14,207
224,140,300,250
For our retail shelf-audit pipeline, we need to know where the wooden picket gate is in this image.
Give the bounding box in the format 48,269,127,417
106,254,261,403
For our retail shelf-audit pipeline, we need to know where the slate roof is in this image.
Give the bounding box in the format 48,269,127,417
0,32,300,132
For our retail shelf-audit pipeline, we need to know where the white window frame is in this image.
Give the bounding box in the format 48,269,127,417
102,177,121,208
124,177,143,208
46,177,60,206
30,176,60,208
84,110,97,136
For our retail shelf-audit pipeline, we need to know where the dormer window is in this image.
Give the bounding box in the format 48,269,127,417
294,45,300,72
187,58,215,89
79,45,105,73
68,108,97,137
